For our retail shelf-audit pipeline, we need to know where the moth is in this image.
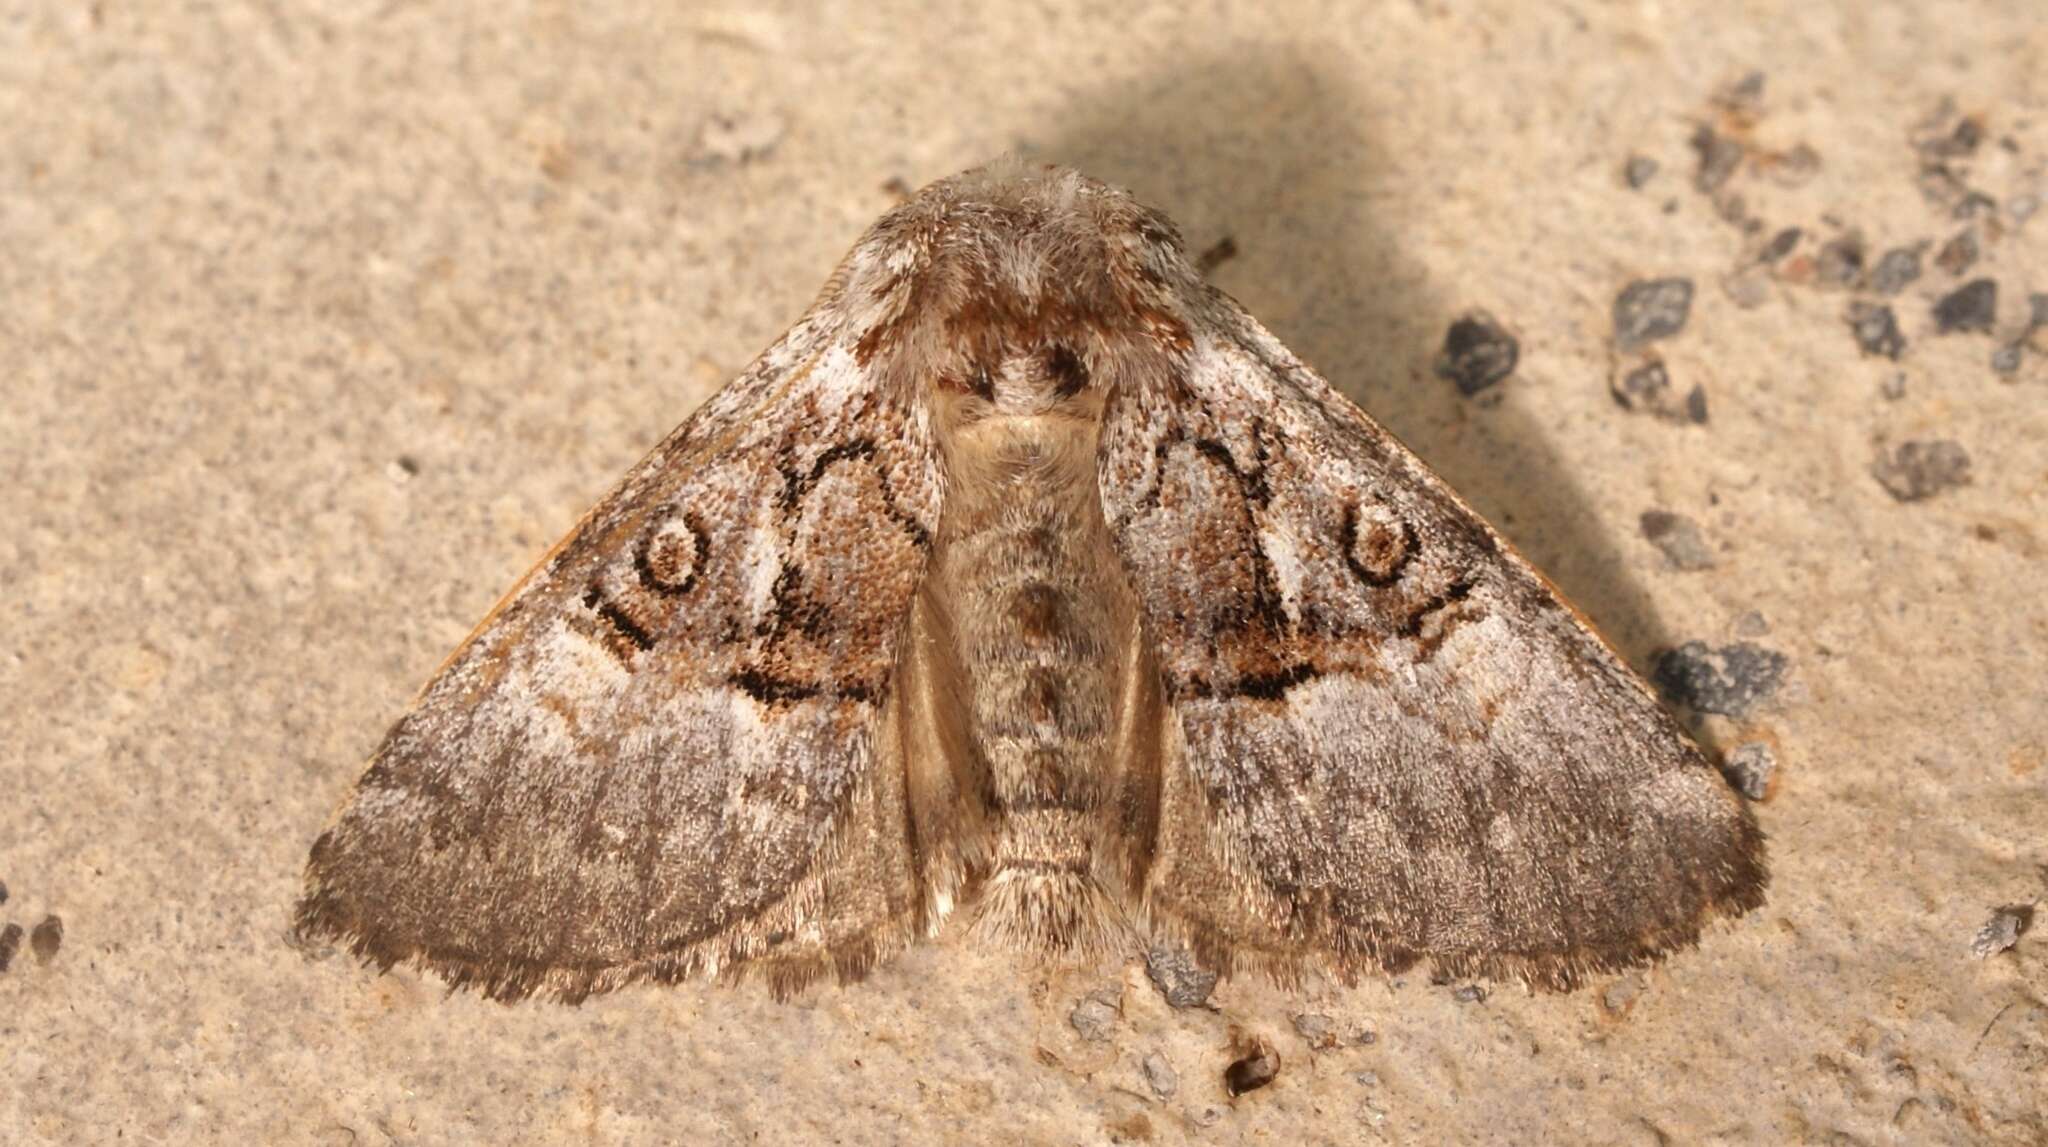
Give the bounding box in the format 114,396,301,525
297,161,1766,1002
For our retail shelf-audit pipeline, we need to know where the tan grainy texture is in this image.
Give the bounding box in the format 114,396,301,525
2,2,2043,1144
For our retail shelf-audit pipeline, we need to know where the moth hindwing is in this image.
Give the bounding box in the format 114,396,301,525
297,160,1766,1002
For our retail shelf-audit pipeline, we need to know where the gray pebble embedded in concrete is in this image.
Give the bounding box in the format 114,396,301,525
1868,245,1924,296
1933,279,1998,334
1723,265,1772,310
1142,1052,1178,1099
1723,742,1778,801
0,923,21,973
1935,229,1979,276
1068,989,1120,1042
1846,301,1907,360
1952,191,1999,222
1639,510,1716,571
1624,154,1659,189
2030,292,2048,330
1452,985,1488,1003
1292,1013,1340,1050
1652,641,1789,718
1733,610,1771,637
1611,359,1707,424
1144,945,1218,1009
30,914,62,964
1992,343,2022,376
1762,227,1803,263
1601,975,1647,1015
0,878,7,906
1434,310,1520,396
1690,125,1744,193
1871,439,1972,502
1815,233,1866,288
1614,278,1695,348
1969,907,2031,958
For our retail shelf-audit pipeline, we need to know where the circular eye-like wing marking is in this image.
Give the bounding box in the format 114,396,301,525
1341,499,1415,587
636,513,709,596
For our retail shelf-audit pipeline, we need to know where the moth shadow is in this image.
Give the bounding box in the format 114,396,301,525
1033,49,1683,669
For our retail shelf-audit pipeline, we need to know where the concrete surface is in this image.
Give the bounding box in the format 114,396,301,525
3,1,2044,1143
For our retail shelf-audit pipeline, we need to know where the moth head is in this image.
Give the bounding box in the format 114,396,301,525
845,161,1200,417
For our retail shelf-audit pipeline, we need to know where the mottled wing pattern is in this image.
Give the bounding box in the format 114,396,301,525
296,315,944,1001
1098,295,1767,989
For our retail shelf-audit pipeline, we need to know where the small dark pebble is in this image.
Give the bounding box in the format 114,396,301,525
1868,246,1924,296
0,923,20,973
1613,278,1695,348
1714,192,1750,227
1845,302,1906,360
1720,71,1766,109
1653,641,1788,718
1196,235,1239,275
1610,359,1707,424
1871,439,1972,502
1225,1043,1282,1096
1918,114,1983,163
1815,234,1866,289
1145,945,1218,1009
2029,292,2048,330
1761,227,1803,263
30,915,62,964
1624,154,1659,189
1690,125,1745,194
1952,191,1998,222
1435,310,1520,396
1970,906,2032,958
1880,372,1908,401
1912,105,1981,172
1452,985,1488,1003
1935,230,1979,277
1640,510,1716,571
0,878,7,906
1684,385,1709,424
1722,742,1778,801
1612,359,1669,410
1916,165,1967,210
1934,279,1998,334
1992,343,2023,376
1068,989,1120,1042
